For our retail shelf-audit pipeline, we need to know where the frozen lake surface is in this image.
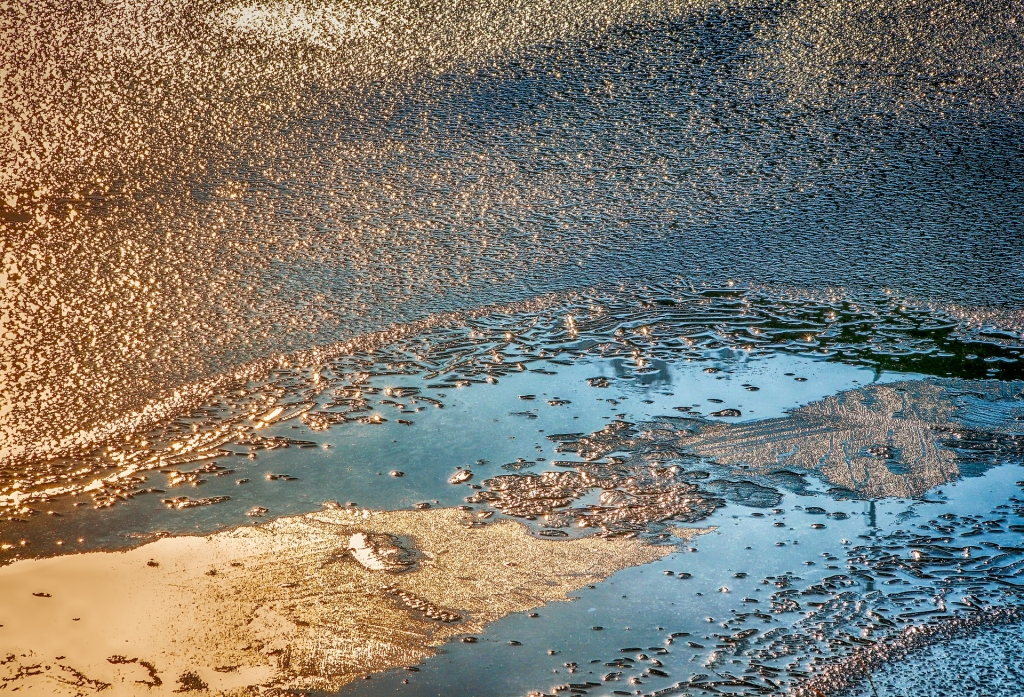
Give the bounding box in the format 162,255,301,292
1,0,1023,694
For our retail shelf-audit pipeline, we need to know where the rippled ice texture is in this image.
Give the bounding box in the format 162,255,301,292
2,0,1024,471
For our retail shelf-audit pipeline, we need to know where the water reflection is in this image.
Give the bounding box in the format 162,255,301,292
680,379,1024,497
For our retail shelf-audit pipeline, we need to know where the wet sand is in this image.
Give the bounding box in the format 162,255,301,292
0,506,706,694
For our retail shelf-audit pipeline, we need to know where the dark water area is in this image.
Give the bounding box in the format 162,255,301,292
2,0,1023,694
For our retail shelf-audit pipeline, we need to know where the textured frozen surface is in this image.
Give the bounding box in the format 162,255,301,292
3,0,1024,473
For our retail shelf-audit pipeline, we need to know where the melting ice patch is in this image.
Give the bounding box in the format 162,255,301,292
0,506,673,694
